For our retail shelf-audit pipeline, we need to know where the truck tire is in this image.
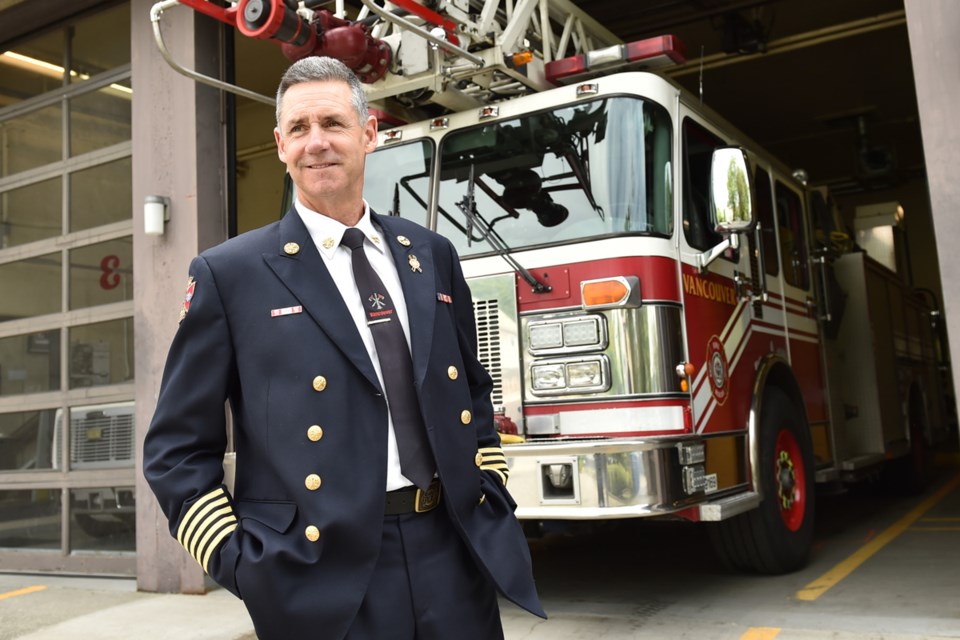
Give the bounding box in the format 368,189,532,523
708,387,815,573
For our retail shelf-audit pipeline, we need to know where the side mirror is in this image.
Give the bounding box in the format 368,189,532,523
709,147,755,234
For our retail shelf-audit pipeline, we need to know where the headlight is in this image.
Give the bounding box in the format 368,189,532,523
527,314,606,355
562,318,600,347
529,356,609,396
531,363,566,390
528,322,563,350
566,360,602,388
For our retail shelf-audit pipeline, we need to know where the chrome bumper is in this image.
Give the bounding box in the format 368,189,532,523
505,437,709,520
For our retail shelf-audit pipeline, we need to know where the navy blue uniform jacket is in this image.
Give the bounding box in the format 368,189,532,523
143,209,543,638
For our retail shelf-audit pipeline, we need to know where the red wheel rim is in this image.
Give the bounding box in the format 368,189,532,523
774,429,806,532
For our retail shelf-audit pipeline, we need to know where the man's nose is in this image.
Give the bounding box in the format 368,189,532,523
305,124,330,151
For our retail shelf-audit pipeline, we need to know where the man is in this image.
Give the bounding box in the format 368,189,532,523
143,56,544,639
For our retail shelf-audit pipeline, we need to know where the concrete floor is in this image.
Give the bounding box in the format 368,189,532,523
502,458,960,639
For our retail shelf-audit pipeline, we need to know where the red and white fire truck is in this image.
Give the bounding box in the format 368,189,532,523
154,0,951,573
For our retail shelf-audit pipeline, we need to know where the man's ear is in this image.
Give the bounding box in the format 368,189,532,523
363,115,378,154
275,127,286,162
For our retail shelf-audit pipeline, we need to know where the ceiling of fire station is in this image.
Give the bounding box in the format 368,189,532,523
575,0,920,196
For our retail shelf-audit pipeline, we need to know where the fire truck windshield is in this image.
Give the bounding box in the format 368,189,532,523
438,96,672,257
363,96,672,257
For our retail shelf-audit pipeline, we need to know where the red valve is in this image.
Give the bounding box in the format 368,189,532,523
281,9,391,83
179,0,390,84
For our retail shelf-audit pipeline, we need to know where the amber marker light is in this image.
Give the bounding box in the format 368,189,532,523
583,279,627,305
510,50,534,68
581,276,640,309
676,362,696,393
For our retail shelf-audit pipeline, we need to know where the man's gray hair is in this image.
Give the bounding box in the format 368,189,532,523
275,57,368,128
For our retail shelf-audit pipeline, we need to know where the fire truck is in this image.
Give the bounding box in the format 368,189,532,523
152,0,951,573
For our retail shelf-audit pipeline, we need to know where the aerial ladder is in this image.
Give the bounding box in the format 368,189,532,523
149,0,658,120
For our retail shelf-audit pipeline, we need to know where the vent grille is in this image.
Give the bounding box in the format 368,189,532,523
473,298,503,406
72,411,135,468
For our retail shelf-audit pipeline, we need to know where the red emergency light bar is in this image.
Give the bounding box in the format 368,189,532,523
545,35,686,86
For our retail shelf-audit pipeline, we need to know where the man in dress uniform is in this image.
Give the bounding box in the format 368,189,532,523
143,56,544,639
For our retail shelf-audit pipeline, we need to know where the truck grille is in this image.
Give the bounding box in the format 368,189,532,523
474,298,503,406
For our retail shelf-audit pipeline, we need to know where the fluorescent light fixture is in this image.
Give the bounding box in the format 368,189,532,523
0,51,132,96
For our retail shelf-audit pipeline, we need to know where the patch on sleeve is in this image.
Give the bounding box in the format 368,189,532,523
179,276,196,323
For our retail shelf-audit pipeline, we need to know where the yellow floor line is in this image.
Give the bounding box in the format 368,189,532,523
739,628,781,640
796,472,960,602
0,585,47,601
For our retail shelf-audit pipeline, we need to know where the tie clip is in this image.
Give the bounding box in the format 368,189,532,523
367,318,392,326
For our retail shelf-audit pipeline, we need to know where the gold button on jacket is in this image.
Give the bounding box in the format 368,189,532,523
283,242,300,255
474,452,483,467
305,526,320,542
307,425,324,441
447,366,458,380
312,376,327,392
305,474,322,491
460,410,472,424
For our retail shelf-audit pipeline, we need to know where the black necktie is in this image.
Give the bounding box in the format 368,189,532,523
341,227,435,490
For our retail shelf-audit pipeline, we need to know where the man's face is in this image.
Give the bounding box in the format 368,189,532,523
274,80,377,216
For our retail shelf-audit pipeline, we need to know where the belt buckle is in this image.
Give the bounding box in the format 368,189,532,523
415,481,441,513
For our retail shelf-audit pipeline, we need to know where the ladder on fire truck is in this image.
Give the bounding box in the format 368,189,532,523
149,0,668,119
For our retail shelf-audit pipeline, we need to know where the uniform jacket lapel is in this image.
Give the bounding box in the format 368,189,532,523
373,212,436,389
263,209,382,392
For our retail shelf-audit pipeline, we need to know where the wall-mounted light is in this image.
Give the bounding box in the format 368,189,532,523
144,196,170,236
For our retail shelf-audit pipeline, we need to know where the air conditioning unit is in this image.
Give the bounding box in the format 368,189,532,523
53,401,135,470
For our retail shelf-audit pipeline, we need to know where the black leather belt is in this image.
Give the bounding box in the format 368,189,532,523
385,479,441,515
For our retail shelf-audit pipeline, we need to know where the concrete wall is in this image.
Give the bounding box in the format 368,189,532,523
131,0,227,593
904,0,960,433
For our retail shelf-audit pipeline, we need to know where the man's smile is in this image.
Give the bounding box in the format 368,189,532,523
304,160,339,169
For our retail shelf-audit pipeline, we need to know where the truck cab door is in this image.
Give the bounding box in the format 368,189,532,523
677,116,766,434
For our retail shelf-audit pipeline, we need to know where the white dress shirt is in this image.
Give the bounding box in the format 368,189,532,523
296,200,415,491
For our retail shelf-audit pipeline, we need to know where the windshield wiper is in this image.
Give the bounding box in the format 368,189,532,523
456,164,552,294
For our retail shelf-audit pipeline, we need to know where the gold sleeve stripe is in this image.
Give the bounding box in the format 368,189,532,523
478,447,509,485
478,448,506,461
200,520,239,572
478,447,504,455
482,466,510,481
187,505,235,559
179,495,229,549
176,487,226,545
485,468,508,485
